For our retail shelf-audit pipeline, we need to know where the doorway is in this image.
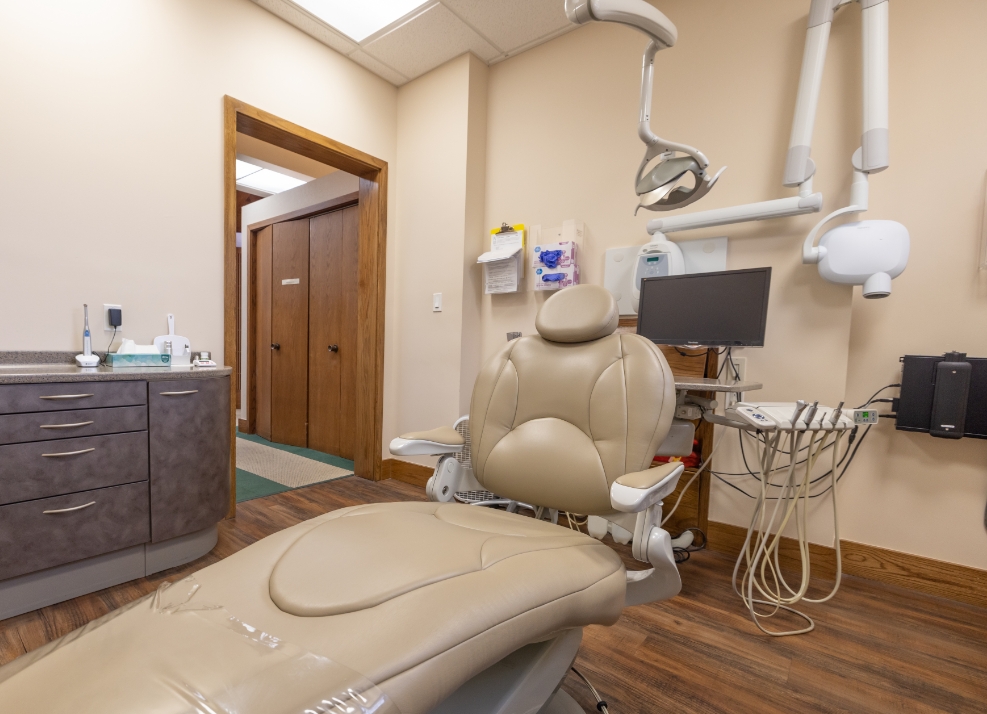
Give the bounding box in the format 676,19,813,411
223,97,388,516
253,203,359,458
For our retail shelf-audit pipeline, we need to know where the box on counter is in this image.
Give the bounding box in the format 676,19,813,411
105,353,172,368
533,265,580,291
531,240,577,269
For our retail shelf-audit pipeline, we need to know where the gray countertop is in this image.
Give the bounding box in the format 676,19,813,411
0,352,231,384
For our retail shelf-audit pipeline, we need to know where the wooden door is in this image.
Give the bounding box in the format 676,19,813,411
254,225,273,441
271,218,310,447
308,204,359,459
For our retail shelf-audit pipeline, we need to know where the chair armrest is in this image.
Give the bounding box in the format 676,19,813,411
610,462,684,513
389,426,464,456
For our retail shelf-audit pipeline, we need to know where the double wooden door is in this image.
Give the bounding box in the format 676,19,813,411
254,204,358,458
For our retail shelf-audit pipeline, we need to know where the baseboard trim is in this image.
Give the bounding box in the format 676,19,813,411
707,520,987,609
382,458,432,488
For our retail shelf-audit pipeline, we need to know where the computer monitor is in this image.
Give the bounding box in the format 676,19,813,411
636,267,772,347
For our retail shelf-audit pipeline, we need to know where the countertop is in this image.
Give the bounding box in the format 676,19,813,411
0,352,231,385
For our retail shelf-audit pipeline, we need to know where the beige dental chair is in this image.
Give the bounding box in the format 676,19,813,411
0,285,683,714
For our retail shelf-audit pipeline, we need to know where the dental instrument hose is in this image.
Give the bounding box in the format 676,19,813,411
732,427,845,636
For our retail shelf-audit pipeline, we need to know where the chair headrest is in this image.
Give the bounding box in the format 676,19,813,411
535,285,620,343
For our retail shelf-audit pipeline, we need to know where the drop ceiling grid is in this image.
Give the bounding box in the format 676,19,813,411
249,0,577,86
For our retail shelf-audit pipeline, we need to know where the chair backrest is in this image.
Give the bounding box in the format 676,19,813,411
469,285,677,515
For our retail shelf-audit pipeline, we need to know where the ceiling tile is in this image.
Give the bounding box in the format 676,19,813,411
441,0,572,53
250,0,359,56
362,3,500,81
349,50,410,86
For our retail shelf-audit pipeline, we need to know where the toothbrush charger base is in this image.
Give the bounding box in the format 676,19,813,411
75,354,100,367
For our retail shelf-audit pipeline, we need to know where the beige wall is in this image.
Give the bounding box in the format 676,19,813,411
0,0,395,362
385,54,488,466
482,0,987,568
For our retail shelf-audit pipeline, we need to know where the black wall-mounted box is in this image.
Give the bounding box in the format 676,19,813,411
896,354,987,439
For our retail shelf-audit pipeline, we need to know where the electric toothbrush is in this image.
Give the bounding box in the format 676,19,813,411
75,304,100,367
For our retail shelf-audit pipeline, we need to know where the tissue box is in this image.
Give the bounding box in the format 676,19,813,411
531,240,577,269
105,353,172,368
533,265,580,291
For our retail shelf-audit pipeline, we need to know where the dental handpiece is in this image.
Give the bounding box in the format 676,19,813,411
802,401,819,427
829,401,845,426
789,400,808,425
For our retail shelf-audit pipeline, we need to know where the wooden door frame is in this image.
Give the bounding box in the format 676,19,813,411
224,96,388,515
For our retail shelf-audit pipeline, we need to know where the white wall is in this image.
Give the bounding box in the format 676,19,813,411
0,0,396,363
481,0,987,569
238,170,360,422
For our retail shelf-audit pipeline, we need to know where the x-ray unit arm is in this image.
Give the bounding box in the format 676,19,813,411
646,0,889,238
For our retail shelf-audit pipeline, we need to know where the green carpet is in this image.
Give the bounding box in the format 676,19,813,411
235,431,355,503
235,467,292,502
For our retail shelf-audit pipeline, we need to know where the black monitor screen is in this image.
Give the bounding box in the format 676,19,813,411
636,268,772,347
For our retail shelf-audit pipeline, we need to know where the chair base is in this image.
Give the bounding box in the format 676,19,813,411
429,629,585,713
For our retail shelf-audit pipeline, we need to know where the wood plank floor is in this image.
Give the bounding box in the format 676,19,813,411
2,477,986,713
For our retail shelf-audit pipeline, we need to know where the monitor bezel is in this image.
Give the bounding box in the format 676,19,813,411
635,267,772,348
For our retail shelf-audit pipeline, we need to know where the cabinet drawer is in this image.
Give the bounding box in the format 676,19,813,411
0,380,146,415
0,481,150,581
0,405,147,445
0,431,149,505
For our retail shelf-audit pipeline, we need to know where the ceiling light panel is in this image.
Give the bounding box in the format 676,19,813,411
291,0,428,42
237,169,307,194
236,159,262,181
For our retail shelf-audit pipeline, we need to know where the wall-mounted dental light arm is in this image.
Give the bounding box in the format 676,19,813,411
565,0,677,47
566,0,724,212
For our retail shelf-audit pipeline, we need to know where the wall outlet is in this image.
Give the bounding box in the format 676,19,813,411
432,293,442,312
103,304,122,331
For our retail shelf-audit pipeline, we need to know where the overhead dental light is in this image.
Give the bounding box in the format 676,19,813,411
565,0,725,213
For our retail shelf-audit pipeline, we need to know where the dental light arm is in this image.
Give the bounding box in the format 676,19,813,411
565,0,676,47
566,0,724,212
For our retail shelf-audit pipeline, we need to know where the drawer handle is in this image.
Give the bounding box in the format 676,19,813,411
159,390,199,396
40,421,95,430
42,448,96,458
39,393,95,400
43,501,96,515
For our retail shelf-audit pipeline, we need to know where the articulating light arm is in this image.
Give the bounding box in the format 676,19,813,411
566,0,724,212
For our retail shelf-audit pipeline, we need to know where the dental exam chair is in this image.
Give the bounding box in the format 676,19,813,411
0,285,684,714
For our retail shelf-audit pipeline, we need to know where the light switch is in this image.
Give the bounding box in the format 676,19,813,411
432,293,442,312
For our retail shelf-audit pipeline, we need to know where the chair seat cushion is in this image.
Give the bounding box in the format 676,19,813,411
0,502,626,714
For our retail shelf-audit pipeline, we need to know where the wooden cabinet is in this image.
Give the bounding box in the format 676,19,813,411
0,373,232,621
148,376,231,543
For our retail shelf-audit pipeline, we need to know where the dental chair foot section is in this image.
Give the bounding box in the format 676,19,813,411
0,285,684,713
